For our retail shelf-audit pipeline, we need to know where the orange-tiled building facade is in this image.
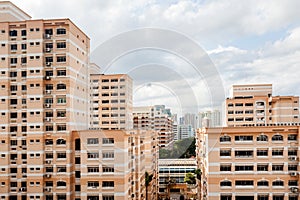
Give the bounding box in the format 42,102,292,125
0,2,157,200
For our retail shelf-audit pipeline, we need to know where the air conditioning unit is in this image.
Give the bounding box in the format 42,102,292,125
45,34,51,39
46,90,51,94
45,174,51,178
44,187,52,192
45,76,51,80
289,156,297,161
45,48,51,52
45,104,51,108
291,187,299,193
45,117,51,122
45,160,52,164
46,62,52,66
19,187,26,192
290,172,298,177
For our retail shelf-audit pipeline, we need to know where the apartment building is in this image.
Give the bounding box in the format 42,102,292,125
90,74,133,130
158,158,198,200
0,2,90,200
133,105,174,148
198,110,222,128
226,84,299,126
72,129,158,200
175,124,194,141
196,125,300,200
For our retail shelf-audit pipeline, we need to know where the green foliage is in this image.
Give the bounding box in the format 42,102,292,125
145,171,153,187
159,137,196,159
184,172,196,184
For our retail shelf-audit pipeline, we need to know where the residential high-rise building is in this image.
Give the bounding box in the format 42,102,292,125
175,124,194,140
196,125,300,200
226,84,299,126
0,2,157,200
183,113,198,129
133,105,174,148
72,129,158,200
90,74,133,130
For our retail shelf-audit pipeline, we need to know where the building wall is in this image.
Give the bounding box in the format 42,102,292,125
133,105,174,148
197,125,300,200
90,74,133,130
225,84,299,127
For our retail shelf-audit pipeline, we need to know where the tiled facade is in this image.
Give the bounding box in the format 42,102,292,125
0,2,157,200
89,74,133,130
133,105,174,148
226,84,299,127
196,125,300,200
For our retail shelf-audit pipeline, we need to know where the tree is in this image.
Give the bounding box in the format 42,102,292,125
145,171,153,200
195,169,202,180
184,172,196,184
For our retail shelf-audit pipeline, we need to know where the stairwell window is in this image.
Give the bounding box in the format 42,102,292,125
57,28,66,35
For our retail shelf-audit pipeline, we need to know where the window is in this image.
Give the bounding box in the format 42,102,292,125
9,30,17,37
288,164,297,171
57,152,66,159
220,194,232,200
220,180,232,187
220,165,231,171
235,165,254,171
87,138,99,145
102,138,114,144
288,149,297,156
102,196,114,200
57,97,66,104
272,134,283,141
257,149,268,156
10,44,17,51
57,125,66,131
102,166,114,173
57,28,66,35
56,139,66,145
57,56,66,63
57,70,66,76
102,181,114,188
257,135,268,142
220,136,231,142
272,180,284,187
288,180,298,186
273,195,284,200
21,43,27,50
235,150,253,157
57,166,67,173
57,42,66,49
10,58,17,64
88,181,99,188
288,134,297,141
272,149,283,156
220,149,231,157
57,84,66,90
87,166,99,173
258,195,269,200
272,164,284,171
235,135,253,141
57,110,66,118
235,180,254,186
257,180,269,187
57,181,66,187
102,152,114,159
87,152,99,159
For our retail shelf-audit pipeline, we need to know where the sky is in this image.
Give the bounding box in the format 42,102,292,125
11,0,300,116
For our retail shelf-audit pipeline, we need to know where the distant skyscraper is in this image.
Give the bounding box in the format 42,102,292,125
176,124,194,140
183,113,198,129
198,110,222,128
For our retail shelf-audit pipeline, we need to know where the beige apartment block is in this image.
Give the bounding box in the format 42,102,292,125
133,105,174,148
72,129,158,200
226,84,299,126
0,2,90,200
90,74,133,130
196,125,300,200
